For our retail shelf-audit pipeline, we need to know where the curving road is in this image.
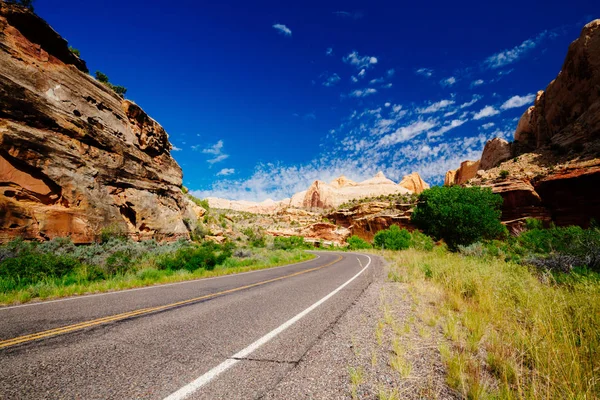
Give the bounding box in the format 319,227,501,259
0,251,378,399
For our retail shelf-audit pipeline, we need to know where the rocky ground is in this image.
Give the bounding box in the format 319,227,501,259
264,253,457,399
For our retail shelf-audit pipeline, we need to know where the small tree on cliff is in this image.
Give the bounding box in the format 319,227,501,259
95,71,128,98
411,185,506,250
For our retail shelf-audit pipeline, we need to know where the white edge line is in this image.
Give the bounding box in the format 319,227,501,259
163,254,372,400
0,254,322,311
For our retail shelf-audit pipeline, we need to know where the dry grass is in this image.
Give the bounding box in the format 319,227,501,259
383,247,600,399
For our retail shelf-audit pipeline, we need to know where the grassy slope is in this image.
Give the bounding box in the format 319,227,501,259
0,249,314,306
382,248,600,399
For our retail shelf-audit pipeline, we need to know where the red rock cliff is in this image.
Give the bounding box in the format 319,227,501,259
0,3,200,243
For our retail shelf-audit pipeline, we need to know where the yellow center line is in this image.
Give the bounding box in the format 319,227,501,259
0,255,343,350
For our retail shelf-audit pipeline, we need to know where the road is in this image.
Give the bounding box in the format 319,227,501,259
0,251,378,399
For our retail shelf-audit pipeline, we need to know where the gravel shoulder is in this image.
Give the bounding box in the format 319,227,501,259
264,252,458,399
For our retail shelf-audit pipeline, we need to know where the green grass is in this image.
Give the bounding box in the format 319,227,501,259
0,249,314,306
383,247,600,399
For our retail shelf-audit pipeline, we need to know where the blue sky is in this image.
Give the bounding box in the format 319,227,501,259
36,0,596,201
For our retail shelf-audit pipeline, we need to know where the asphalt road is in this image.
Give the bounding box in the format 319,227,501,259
0,251,378,399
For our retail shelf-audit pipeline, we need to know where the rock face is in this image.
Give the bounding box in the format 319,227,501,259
480,138,512,170
267,223,351,247
327,202,415,242
443,20,600,229
398,172,430,194
0,4,199,243
514,20,600,151
444,160,480,186
209,171,421,213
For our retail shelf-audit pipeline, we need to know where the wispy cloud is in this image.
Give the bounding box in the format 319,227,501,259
326,47,333,56
344,51,378,70
471,79,484,87
440,76,457,87
202,140,229,164
272,23,292,36
415,68,433,77
417,99,455,114
323,73,341,87
481,122,495,129
217,168,235,176
501,93,536,110
484,30,549,69
349,88,377,98
333,11,363,19
171,145,182,152
460,96,481,109
473,106,500,120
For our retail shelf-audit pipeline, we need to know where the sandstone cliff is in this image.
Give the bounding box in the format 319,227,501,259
444,19,600,229
0,4,200,243
208,172,428,213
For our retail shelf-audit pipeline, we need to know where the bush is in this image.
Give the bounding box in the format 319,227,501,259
243,228,266,248
104,251,134,275
0,252,80,286
409,230,434,251
156,245,228,272
412,186,506,250
525,218,545,230
273,236,307,250
99,224,127,244
94,71,127,97
69,46,80,57
373,225,411,250
188,195,210,210
499,170,510,179
346,236,372,250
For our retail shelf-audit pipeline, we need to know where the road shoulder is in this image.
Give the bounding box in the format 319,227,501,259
264,252,459,399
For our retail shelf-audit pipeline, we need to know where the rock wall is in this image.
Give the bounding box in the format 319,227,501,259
0,4,200,243
443,19,600,230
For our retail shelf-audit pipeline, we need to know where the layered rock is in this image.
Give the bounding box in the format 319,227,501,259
443,19,600,229
209,171,426,213
514,20,600,151
444,160,480,186
0,4,199,243
480,138,512,170
399,172,430,194
267,223,351,247
327,202,415,242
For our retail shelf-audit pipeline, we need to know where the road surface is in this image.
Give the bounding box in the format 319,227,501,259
0,251,378,399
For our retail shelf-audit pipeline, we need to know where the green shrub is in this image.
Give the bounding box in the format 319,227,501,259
373,225,411,250
412,186,506,250
188,195,210,210
499,170,510,179
0,252,80,286
525,218,545,230
94,71,127,97
346,235,372,250
273,236,307,250
243,228,266,248
409,230,434,251
104,251,134,275
156,246,224,272
99,224,127,244
69,46,81,57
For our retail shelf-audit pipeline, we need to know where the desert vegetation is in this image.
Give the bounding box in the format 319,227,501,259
345,185,600,398
94,71,128,97
0,230,314,305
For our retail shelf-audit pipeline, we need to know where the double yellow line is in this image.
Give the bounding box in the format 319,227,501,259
0,256,343,350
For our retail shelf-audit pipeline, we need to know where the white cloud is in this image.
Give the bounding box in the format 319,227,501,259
415,68,433,77
304,112,317,120
323,73,341,87
207,154,229,164
427,119,468,138
350,88,377,98
369,77,384,84
272,24,292,36
485,31,548,69
444,110,458,117
171,145,182,152
481,122,495,129
378,119,438,147
417,99,455,114
217,168,235,176
440,76,457,87
344,51,378,70
387,69,395,77
471,79,484,87
384,102,391,107
358,69,366,77
202,140,229,164
500,93,536,110
473,106,500,120
350,76,358,83
459,96,481,109
326,48,333,56
382,83,392,89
